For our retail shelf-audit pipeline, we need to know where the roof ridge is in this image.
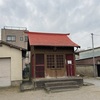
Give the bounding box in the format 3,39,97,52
26,31,70,35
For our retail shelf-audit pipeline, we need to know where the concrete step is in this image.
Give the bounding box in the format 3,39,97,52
45,81,77,87
20,82,34,91
44,81,79,92
34,77,83,88
45,84,79,92
47,84,79,89
50,88,79,93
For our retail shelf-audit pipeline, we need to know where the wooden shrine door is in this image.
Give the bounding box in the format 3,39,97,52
66,54,75,76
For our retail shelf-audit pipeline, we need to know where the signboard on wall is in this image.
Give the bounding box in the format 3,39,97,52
67,60,72,64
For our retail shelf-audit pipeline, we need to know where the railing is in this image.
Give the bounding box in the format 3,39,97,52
3,26,27,30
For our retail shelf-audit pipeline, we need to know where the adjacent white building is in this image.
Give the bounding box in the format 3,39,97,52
0,40,23,87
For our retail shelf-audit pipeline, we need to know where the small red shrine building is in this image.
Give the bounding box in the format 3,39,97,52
27,32,80,79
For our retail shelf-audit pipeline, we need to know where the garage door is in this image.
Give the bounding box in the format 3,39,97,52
0,58,11,87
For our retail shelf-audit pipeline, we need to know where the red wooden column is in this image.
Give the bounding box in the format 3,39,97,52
66,54,75,76
32,55,34,78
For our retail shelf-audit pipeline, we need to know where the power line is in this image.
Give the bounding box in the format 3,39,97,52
94,34,100,36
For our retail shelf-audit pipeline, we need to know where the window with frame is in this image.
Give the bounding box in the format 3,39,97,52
25,36,28,42
56,55,64,68
20,37,23,41
36,54,44,65
47,54,64,68
47,55,55,68
6,35,16,42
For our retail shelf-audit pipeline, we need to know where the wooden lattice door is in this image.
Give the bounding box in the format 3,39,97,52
46,54,65,77
35,54,45,78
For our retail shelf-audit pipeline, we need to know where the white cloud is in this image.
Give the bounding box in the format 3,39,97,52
0,0,4,6
0,0,100,49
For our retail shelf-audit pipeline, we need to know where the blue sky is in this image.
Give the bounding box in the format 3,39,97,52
0,0,100,49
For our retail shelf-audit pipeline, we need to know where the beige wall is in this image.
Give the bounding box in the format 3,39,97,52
0,44,22,81
76,65,94,77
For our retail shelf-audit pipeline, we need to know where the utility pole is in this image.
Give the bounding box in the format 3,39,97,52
91,33,96,77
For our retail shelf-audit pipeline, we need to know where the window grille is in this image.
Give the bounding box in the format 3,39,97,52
47,54,64,68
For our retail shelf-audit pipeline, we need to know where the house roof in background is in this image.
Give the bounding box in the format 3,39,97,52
0,40,25,50
77,47,100,60
26,32,80,47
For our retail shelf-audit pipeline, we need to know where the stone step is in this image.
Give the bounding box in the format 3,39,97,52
50,88,79,93
44,81,79,92
45,81,77,87
34,77,83,88
47,84,79,89
20,82,34,91
45,84,79,91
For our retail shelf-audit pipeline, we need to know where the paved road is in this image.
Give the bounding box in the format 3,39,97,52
0,78,100,100
84,78,100,86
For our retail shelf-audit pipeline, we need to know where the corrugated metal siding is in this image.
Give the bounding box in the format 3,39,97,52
79,48,100,59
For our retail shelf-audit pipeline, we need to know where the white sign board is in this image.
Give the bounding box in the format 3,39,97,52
67,60,72,64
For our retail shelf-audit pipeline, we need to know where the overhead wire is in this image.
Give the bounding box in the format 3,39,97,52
93,34,100,36
75,34,92,50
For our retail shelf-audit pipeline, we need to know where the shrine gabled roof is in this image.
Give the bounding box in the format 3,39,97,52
26,31,80,47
